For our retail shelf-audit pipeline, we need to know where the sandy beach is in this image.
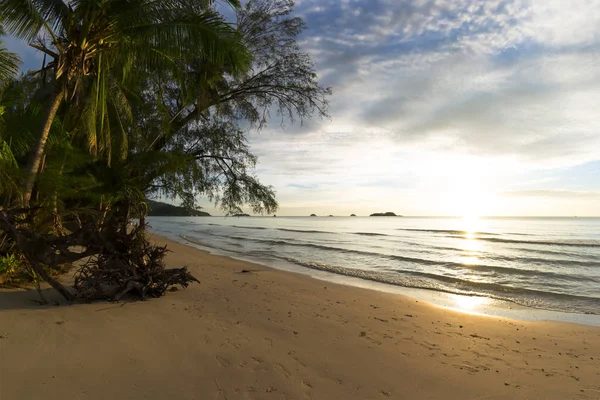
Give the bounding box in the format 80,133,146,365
1,235,599,400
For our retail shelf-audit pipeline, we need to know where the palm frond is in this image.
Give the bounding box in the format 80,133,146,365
108,4,251,75
0,0,69,40
0,42,21,82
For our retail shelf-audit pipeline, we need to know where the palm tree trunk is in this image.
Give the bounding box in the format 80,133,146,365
22,89,64,207
52,190,65,235
52,153,69,235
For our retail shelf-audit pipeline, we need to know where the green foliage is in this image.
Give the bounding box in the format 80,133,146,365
147,200,210,217
0,252,19,275
0,25,21,82
0,252,23,284
1,0,254,206
0,0,330,300
135,0,329,214
0,0,329,222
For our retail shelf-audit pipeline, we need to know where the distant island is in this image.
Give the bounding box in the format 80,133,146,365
310,214,317,217
233,213,251,217
370,212,399,217
147,199,210,216
350,214,356,216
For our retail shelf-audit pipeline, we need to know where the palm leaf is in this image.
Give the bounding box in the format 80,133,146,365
0,42,21,82
0,0,69,40
105,1,251,75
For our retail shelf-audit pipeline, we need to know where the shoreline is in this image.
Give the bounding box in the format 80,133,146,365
167,230,600,327
1,234,599,399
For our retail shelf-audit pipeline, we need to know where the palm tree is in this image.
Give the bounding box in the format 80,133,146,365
0,0,251,206
0,26,22,204
0,26,20,83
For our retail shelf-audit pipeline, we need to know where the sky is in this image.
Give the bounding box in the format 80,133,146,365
6,0,600,216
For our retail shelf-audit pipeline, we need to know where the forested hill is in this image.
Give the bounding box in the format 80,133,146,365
147,200,211,217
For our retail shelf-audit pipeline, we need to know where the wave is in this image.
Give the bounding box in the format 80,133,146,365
187,234,599,282
455,263,600,283
179,234,600,314
500,245,589,259
187,233,446,265
277,228,337,234
398,228,498,236
201,224,596,255
279,257,600,314
473,237,600,248
487,254,600,269
202,223,267,230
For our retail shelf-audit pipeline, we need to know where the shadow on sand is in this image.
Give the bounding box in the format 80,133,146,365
0,287,72,311
0,286,142,312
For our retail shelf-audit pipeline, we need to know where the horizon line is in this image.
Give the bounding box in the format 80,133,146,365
190,215,600,218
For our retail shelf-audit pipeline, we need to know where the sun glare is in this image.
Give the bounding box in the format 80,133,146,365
457,216,482,264
462,215,480,234
449,294,491,313
456,190,497,219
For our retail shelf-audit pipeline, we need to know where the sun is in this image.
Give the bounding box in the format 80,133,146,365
451,189,498,219
462,214,480,233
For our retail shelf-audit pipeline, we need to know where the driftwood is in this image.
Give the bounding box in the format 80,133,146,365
0,207,198,302
74,225,198,301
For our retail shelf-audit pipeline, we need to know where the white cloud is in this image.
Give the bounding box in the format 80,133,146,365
502,190,600,198
243,0,600,215
523,0,600,47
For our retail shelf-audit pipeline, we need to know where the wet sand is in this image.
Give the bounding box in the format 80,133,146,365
1,235,599,399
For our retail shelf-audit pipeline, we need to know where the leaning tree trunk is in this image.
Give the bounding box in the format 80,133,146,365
22,89,64,207
51,153,69,236
29,258,74,302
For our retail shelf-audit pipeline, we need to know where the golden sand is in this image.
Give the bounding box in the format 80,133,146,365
1,235,599,399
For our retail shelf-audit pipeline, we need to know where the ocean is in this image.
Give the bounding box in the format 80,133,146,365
148,216,600,316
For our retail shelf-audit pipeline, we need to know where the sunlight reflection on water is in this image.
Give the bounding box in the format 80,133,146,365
448,293,493,313
458,217,484,265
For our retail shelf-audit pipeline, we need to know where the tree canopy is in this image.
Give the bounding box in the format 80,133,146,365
0,0,330,301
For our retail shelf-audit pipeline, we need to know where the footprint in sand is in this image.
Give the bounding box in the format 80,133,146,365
215,389,227,400
274,363,291,378
452,362,479,374
214,378,228,399
215,355,230,368
250,357,268,373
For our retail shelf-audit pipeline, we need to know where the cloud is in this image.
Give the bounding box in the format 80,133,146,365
235,0,600,215
282,0,600,168
502,190,600,198
287,183,320,189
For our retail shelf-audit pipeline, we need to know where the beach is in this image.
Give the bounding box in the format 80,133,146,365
1,235,599,400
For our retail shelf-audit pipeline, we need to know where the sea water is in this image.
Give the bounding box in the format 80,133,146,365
148,216,600,317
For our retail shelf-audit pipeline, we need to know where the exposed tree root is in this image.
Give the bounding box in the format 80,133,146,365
74,225,198,301
0,207,198,302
